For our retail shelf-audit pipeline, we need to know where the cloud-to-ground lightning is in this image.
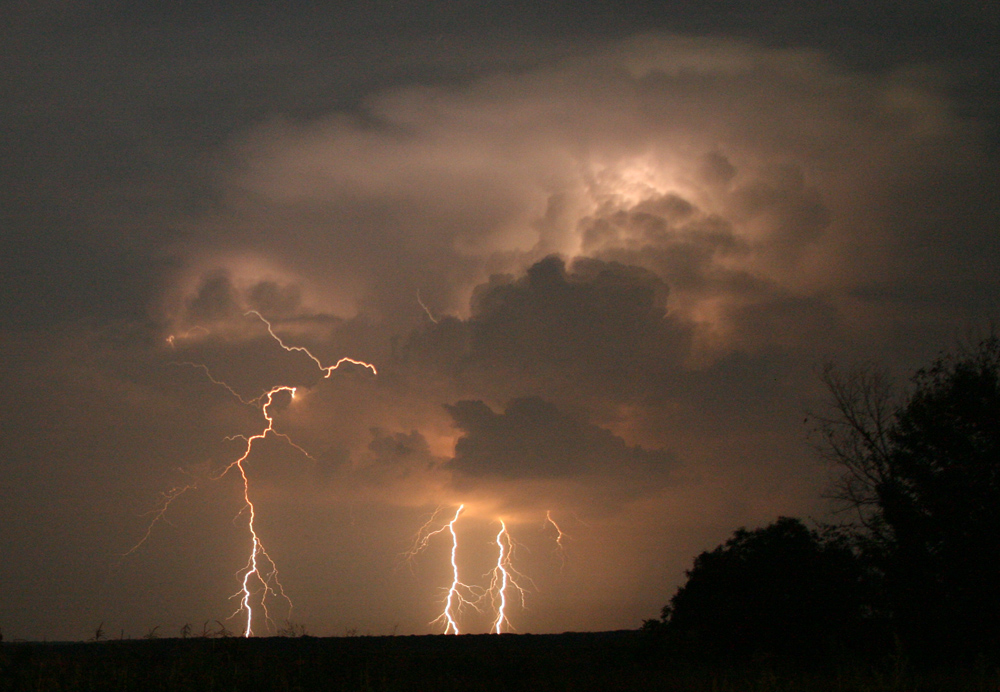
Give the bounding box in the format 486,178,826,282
127,312,376,637
405,505,485,634
406,506,560,634
436,505,477,634
486,520,530,633
220,384,298,637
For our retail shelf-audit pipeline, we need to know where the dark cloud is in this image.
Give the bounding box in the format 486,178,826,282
445,395,677,487
361,428,439,484
579,188,749,297
185,271,243,323
3,4,999,640
470,256,688,374
401,256,691,390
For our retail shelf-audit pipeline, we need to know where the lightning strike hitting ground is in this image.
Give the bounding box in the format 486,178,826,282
409,505,485,634
220,384,298,637
487,520,530,634
406,506,559,634
127,313,376,637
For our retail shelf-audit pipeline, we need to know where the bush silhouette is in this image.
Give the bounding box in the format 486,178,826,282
648,517,868,658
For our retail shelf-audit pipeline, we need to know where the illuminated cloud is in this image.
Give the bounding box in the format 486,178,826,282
2,18,997,639
167,34,996,369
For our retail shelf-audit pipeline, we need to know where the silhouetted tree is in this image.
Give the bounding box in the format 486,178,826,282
817,336,1000,656
646,517,869,659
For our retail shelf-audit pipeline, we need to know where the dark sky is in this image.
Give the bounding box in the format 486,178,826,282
2,0,998,640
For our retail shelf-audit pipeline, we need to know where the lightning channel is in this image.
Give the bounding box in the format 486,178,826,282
486,520,530,634
217,385,297,637
416,290,439,324
128,313,376,636
405,504,486,634
546,510,569,571
433,505,484,634
246,310,377,376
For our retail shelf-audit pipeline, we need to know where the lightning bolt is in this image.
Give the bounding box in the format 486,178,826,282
435,505,478,634
416,290,439,324
218,385,298,637
406,506,550,634
246,310,377,376
405,504,486,634
127,312,376,637
546,510,569,571
486,520,529,634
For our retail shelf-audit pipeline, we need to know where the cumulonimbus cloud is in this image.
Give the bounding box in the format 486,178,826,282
168,33,994,364
154,31,997,521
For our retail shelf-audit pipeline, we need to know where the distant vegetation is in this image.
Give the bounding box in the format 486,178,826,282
644,335,1000,670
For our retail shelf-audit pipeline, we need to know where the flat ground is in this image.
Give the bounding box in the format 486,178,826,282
0,631,993,691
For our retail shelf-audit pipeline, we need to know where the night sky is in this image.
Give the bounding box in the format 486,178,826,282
2,0,998,641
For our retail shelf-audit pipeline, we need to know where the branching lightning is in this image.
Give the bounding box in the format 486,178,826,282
247,310,377,376
119,477,199,561
128,312,376,637
219,384,298,637
486,520,530,633
148,314,573,637
405,505,563,634
406,504,483,634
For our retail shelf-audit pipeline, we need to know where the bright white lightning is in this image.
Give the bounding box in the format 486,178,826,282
486,520,529,634
431,505,485,634
219,385,296,637
439,505,468,634
128,313,375,637
406,506,550,634
405,504,488,634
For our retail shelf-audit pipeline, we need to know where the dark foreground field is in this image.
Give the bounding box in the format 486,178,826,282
1,631,996,692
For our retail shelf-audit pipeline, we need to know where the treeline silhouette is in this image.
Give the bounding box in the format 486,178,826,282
644,335,1000,664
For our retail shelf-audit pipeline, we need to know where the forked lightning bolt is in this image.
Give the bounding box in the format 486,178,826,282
221,385,298,637
247,310,377,376
487,520,530,633
406,505,560,634
126,311,375,637
406,504,484,634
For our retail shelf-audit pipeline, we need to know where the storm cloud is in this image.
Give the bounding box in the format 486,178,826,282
446,395,676,493
2,7,998,641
